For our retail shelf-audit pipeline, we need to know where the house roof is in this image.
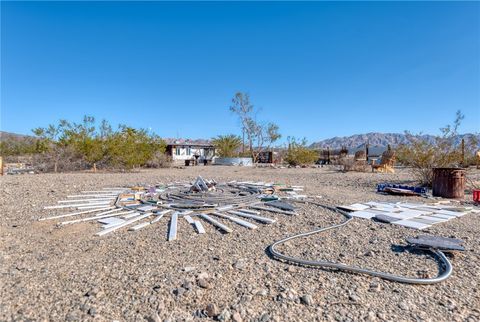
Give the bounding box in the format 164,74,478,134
164,138,214,147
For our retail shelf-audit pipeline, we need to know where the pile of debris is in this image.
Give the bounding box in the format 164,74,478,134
340,201,479,230
40,176,303,239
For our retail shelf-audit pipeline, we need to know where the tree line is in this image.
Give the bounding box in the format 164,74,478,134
1,116,166,171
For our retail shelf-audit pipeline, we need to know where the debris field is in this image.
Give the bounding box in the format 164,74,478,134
1,166,480,322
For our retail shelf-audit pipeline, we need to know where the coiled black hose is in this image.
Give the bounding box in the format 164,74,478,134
268,200,453,284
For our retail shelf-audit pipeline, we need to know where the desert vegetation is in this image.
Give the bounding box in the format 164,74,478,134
1,116,166,172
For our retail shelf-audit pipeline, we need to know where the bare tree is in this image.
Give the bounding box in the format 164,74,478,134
229,92,281,162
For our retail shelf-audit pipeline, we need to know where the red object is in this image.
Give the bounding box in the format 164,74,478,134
474,190,480,203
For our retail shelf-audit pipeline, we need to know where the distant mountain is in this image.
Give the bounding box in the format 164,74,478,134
309,132,480,150
0,131,36,141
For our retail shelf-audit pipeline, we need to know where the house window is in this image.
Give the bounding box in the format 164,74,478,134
175,147,181,155
187,147,191,155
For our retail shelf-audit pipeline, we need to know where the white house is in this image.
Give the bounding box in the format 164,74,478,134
165,139,215,165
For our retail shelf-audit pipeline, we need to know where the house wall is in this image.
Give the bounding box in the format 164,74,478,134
167,145,215,161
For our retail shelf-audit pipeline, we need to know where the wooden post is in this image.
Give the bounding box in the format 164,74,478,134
0,156,3,175
364,142,369,163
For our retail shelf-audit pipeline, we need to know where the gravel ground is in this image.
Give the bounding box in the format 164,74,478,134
1,166,479,322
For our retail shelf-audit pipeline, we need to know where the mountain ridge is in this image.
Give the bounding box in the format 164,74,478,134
309,132,479,149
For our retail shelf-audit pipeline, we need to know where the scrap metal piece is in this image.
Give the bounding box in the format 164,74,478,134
407,235,465,251
265,200,295,211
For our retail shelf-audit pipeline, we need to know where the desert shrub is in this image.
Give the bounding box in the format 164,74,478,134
31,116,167,172
146,151,172,168
339,158,370,172
396,110,473,185
284,137,318,166
104,126,166,170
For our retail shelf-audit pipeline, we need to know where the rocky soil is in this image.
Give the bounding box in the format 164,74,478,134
1,166,479,322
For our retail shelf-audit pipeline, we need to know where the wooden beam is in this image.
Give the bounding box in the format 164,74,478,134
151,210,171,224
227,210,276,224
193,220,206,234
60,210,134,225
96,213,152,236
168,212,179,241
199,214,233,233
211,212,257,229
128,221,150,231
39,206,115,221
249,205,296,216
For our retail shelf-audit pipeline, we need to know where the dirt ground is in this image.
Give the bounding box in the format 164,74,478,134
1,166,479,322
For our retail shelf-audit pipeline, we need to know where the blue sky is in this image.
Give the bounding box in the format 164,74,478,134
1,1,479,143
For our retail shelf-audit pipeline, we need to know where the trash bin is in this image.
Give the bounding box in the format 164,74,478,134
432,168,465,199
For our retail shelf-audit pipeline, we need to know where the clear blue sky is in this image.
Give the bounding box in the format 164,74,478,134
1,1,479,143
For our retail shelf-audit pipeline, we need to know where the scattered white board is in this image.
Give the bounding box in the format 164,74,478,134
392,219,431,230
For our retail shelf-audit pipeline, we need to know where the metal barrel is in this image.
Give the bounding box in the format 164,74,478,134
432,168,465,199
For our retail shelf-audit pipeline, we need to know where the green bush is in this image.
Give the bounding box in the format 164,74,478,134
284,137,318,166
396,110,475,185
30,116,166,171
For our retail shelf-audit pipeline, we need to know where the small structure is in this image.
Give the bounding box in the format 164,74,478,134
165,139,215,165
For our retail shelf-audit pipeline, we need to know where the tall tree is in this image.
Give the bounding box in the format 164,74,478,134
229,92,281,162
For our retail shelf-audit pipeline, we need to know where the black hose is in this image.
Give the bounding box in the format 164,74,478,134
268,200,453,284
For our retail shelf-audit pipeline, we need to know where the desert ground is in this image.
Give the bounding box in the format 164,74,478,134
1,166,479,322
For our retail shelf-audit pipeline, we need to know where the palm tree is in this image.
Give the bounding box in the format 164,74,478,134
212,135,242,158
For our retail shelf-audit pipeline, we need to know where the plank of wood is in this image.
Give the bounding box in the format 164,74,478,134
60,210,134,225
199,214,233,233
39,206,115,221
77,204,112,210
44,201,112,209
96,213,152,236
123,212,141,219
168,212,179,241
392,219,431,230
81,190,124,194
98,217,125,225
184,215,195,224
150,210,171,224
193,220,206,234
227,210,276,224
237,209,260,215
215,213,258,229
67,194,118,198
249,205,296,216
128,221,150,231
58,198,115,203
